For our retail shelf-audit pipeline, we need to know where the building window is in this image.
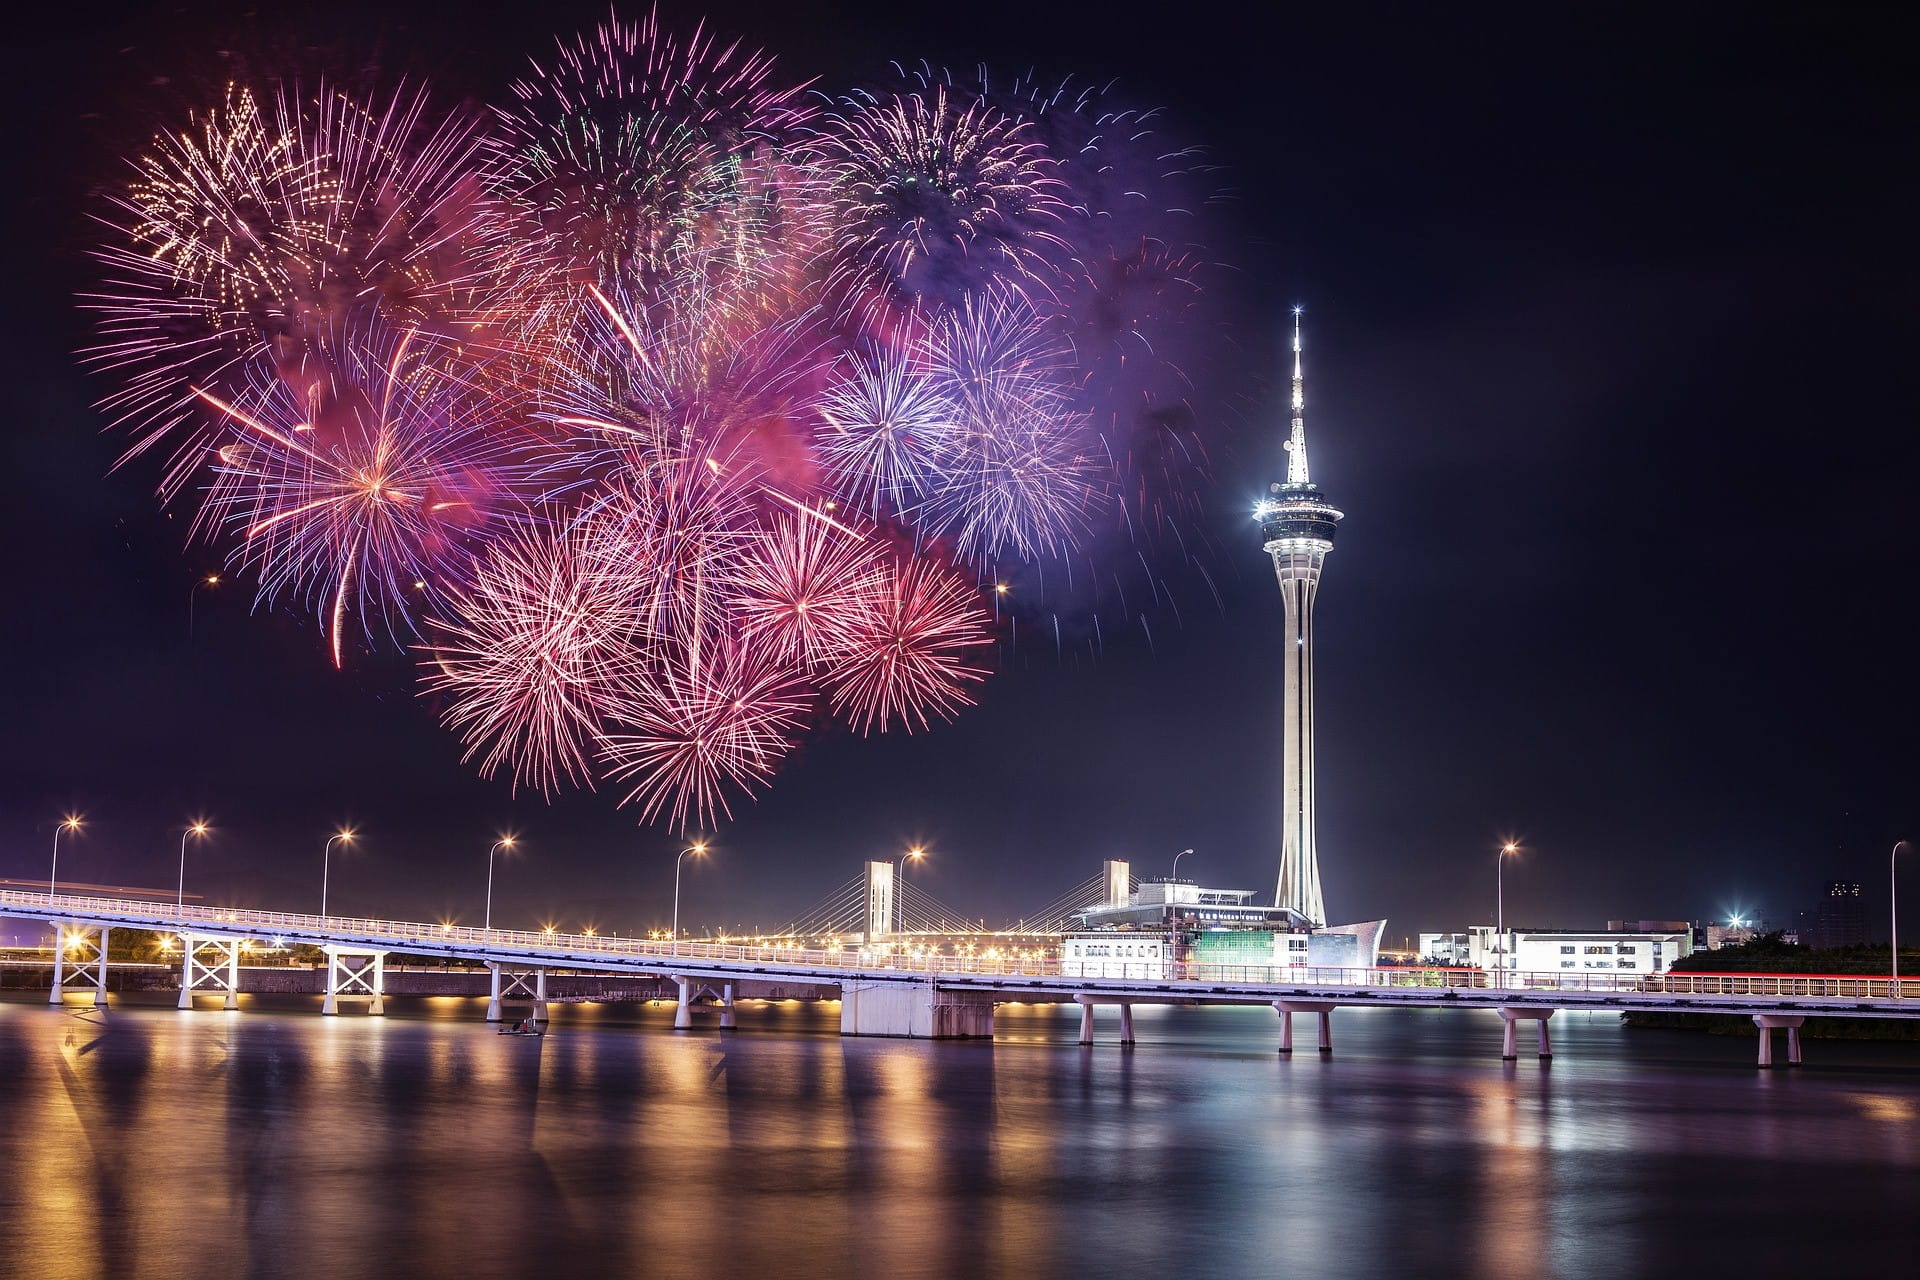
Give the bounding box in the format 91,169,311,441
1585,945,1611,955
1559,945,1576,954
1617,960,1637,969
1617,945,1637,955
1560,961,1575,969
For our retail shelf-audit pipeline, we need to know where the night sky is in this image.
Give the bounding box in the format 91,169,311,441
2,1,1913,944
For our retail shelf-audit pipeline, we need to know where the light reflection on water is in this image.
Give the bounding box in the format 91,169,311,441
1,995,1916,1279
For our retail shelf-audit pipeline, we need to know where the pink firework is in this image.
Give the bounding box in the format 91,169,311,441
423,515,640,796
199,323,519,666
823,554,992,734
89,81,487,499
598,633,813,831
726,503,882,667
483,6,815,326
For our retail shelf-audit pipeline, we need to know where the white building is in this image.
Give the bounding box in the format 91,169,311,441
1466,925,1692,976
1061,934,1174,980
1418,932,1472,966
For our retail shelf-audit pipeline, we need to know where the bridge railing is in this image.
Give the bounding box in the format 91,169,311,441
7,890,1919,1001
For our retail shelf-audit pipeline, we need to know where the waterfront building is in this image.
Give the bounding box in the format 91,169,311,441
1466,925,1693,975
1255,310,1344,925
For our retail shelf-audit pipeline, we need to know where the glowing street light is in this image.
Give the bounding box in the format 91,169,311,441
485,835,518,933
1894,840,1912,998
673,841,708,956
1496,842,1521,989
321,829,356,918
188,573,220,637
49,814,82,902
177,822,210,911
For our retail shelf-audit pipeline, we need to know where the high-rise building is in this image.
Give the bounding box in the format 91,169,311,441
1256,309,1345,926
1812,880,1867,949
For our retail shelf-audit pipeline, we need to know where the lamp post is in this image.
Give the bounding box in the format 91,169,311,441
1496,842,1519,988
49,815,82,901
1894,840,1911,997
896,847,925,944
321,829,355,918
485,836,517,933
188,573,220,636
673,842,708,956
176,822,209,911
1170,848,1194,972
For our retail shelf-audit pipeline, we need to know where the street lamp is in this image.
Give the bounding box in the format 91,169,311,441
1496,842,1520,988
321,829,355,918
673,841,708,956
1169,848,1195,970
176,822,210,911
485,835,517,932
896,846,925,943
1894,840,1911,997
188,573,220,636
49,815,82,901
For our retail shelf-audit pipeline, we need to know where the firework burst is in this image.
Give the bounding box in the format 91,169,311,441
84,10,1221,832
807,82,1071,313
822,553,992,734
598,633,812,830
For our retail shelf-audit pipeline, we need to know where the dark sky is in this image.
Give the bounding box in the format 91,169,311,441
3,1,1914,943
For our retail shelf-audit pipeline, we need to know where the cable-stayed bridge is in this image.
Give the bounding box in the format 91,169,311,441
6,886,1918,1068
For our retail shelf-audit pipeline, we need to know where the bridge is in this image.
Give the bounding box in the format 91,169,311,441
6,888,1918,1068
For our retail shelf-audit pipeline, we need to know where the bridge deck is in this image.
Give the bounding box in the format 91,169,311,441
8,889,1920,1019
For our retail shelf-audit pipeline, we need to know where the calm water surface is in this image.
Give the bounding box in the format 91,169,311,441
1,993,1916,1279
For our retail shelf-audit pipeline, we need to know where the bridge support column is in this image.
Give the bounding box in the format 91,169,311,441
1275,1001,1338,1055
674,977,693,1030
1118,1002,1135,1045
840,980,993,1038
1077,995,1095,1045
1753,1014,1805,1068
178,934,242,1011
48,925,66,1004
94,932,110,1013
1497,1007,1556,1060
486,962,503,1022
44,925,111,1007
533,968,547,1022
320,946,385,1016
719,981,737,1030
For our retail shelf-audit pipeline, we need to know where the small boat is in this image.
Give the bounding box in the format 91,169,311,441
497,1019,545,1037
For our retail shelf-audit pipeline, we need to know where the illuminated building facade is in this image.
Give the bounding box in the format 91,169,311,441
1256,310,1344,925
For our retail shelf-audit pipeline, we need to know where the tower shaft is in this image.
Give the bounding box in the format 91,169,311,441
1271,546,1327,925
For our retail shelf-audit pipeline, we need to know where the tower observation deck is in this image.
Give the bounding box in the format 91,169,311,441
1255,309,1344,926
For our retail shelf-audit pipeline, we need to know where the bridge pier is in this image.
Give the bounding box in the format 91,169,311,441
1078,996,1094,1045
47,924,111,1007
1118,1002,1135,1044
1274,1000,1337,1054
674,976,694,1030
840,980,993,1038
719,981,737,1030
320,946,385,1016
1753,1014,1805,1068
1498,1007,1556,1060
487,966,545,1021
177,934,242,1010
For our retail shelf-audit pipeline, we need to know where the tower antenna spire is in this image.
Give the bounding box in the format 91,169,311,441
1286,306,1310,485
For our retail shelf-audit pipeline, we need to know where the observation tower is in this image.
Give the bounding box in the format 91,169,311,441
1256,309,1344,926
